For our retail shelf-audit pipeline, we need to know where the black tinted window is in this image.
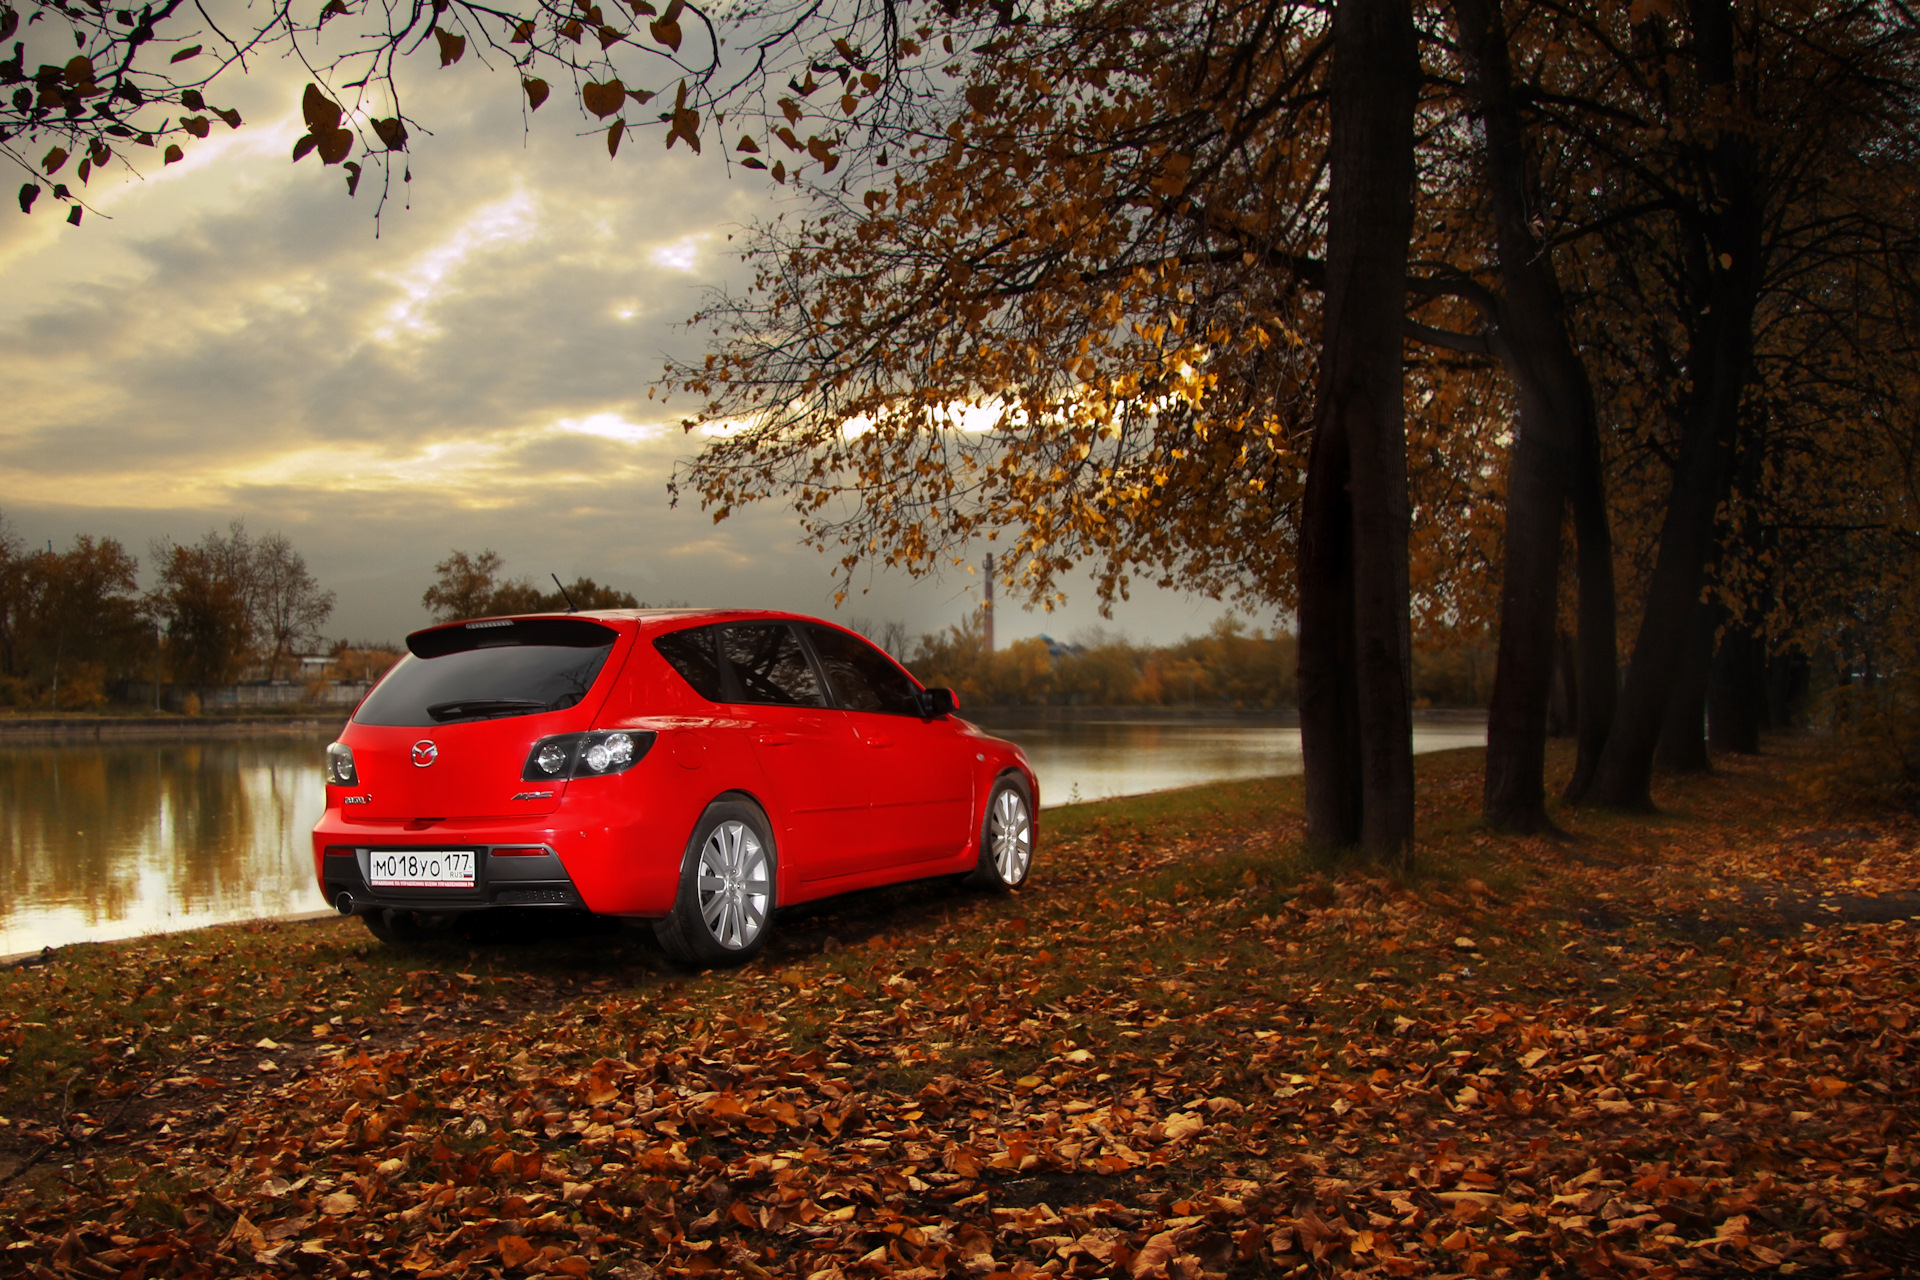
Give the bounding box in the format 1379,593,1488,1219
807,625,923,715
355,643,615,726
654,626,724,701
722,623,825,706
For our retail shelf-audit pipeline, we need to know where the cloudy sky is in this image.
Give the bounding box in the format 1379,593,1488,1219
0,20,1243,649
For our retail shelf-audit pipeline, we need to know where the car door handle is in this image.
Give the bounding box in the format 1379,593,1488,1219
756,734,794,747
865,737,893,748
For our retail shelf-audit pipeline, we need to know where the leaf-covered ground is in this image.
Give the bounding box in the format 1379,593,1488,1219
2,743,1916,1278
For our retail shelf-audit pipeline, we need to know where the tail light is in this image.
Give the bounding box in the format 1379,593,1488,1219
523,730,656,780
324,742,359,786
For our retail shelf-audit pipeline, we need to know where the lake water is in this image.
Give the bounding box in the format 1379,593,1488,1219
0,715,1484,955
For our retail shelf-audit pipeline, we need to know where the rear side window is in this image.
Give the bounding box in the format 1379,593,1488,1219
355,618,619,726
722,623,825,707
653,626,724,701
807,625,923,715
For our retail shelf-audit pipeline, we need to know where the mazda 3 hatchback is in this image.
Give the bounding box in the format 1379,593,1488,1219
313,609,1037,964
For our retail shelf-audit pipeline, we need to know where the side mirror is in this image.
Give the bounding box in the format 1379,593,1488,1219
919,686,958,718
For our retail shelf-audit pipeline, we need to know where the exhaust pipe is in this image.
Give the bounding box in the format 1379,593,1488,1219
335,891,358,916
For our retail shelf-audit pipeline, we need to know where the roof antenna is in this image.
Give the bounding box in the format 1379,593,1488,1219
551,573,578,613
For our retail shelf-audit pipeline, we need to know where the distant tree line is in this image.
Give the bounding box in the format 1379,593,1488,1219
902,612,1497,712
0,515,335,709
421,550,646,622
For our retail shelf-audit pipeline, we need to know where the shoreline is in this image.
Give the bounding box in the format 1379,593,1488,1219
0,705,1488,741
965,705,1486,725
0,713,345,742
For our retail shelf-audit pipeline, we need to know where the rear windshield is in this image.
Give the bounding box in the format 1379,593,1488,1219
355,618,619,726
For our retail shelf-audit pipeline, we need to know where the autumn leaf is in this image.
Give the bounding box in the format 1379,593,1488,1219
606,119,625,157
434,28,466,66
581,79,625,118
41,147,67,175
510,18,534,42
343,160,363,195
315,128,352,165
522,78,550,111
302,83,342,134
17,183,38,214
1132,1230,1179,1277
180,116,210,138
169,44,202,62
372,117,407,151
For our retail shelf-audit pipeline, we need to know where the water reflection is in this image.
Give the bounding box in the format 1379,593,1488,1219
0,738,331,956
970,714,1486,808
0,715,1485,953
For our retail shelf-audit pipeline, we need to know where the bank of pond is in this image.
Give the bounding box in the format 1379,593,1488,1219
0,714,1485,955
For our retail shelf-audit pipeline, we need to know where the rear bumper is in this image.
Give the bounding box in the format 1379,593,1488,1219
312,796,693,918
318,844,590,915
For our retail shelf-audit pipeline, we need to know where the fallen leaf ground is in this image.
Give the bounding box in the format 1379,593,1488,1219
1,741,1916,1279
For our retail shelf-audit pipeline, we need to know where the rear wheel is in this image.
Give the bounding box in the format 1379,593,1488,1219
655,801,776,967
966,775,1034,891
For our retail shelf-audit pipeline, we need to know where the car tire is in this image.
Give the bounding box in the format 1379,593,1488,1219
655,800,777,967
360,909,451,945
966,774,1034,892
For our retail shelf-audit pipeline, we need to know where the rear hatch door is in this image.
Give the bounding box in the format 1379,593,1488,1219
344,616,630,820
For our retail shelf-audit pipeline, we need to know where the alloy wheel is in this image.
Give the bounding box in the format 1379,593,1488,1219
990,787,1033,885
695,819,771,949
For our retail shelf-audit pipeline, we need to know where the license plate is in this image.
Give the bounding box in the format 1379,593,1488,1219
368,850,475,889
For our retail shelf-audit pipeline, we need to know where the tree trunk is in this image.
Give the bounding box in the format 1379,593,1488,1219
1766,648,1809,729
1708,619,1762,753
1655,600,1715,774
1546,629,1577,738
1452,0,1617,832
1298,409,1362,847
1481,380,1564,831
1563,396,1619,801
1297,0,1419,862
1582,0,1759,810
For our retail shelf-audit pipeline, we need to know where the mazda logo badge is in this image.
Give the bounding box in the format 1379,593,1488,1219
411,740,439,768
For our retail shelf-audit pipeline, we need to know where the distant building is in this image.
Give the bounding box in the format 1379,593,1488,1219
1036,634,1085,661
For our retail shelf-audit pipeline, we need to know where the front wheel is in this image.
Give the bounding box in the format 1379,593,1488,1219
966,775,1034,891
655,801,777,967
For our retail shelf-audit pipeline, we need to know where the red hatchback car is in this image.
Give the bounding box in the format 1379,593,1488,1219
312,609,1037,964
